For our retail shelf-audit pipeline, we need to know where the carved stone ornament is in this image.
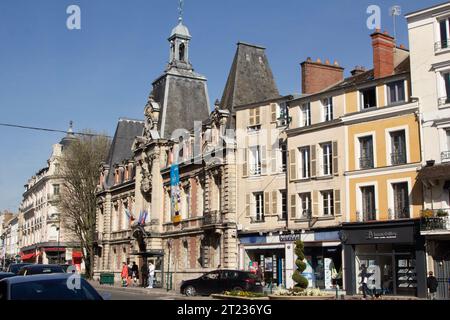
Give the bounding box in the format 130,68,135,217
140,153,157,194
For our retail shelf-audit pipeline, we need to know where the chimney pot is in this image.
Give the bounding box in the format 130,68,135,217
316,58,322,63
301,57,344,94
325,59,330,65
306,57,312,62
334,60,339,66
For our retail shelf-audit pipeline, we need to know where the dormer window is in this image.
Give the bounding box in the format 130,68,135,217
360,87,377,110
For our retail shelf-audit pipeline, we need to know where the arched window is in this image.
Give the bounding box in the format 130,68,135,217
179,43,185,62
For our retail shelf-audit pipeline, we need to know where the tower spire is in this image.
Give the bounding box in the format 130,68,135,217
178,0,184,23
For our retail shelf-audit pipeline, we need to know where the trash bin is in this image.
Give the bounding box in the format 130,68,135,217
100,273,115,285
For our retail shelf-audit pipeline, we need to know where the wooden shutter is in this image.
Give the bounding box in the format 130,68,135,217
333,141,339,175
290,149,297,181
271,149,278,173
264,192,270,215
312,190,319,217
271,104,277,122
310,145,317,178
255,108,261,124
272,191,278,214
290,194,297,219
245,194,251,217
334,189,341,216
261,146,267,175
249,109,255,126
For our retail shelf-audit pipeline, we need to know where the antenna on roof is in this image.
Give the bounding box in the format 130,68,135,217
390,5,402,42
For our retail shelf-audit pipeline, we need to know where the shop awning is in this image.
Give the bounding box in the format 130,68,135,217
20,253,36,261
44,247,65,252
72,251,83,259
418,163,450,181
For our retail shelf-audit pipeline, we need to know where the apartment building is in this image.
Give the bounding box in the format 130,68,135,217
407,1,450,300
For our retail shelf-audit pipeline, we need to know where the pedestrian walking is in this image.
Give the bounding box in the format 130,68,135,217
147,261,155,289
121,262,129,287
127,262,133,287
360,264,373,299
132,262,139,286
427,271,439,300
141,261,149,288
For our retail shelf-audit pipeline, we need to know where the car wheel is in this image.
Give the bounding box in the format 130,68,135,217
184,285,197,297
233,286,244,292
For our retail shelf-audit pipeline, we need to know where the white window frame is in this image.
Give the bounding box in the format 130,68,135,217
299,146,310,179
356,181,379,221
436,16,450,52
321,142,333,176
354,131,377,170
358,86,378,110
322,98,333,122
300,102,311,127
385,126,410,166
254,193,264,221
387,178,412,220
299,192,311,219
249,146,261,176
386,80,407,105
280,190,287,219
321,190,334,217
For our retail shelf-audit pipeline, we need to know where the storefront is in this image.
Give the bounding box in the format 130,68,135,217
341,219,427,298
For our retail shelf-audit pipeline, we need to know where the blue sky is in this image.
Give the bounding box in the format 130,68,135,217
0,0,443,211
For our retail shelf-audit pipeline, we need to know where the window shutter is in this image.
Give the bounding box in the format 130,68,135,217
290,194,297,219
249,109,255,126
312,191,319,217
310,145,317,178
289,149,297,181
333,141,339,175
261,146,267,175
245,194,250,217
264,192,270,215
243,136,249,177
271,149,277,173
272,191,278,214
255,108,261,125
271,104,277,122
334,189,341,216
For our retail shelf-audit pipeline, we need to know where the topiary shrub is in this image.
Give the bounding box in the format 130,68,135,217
292,240,309,289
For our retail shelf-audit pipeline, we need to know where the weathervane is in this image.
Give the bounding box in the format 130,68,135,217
178,0,184,23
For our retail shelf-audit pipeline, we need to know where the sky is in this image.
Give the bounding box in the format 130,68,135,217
0,0,444,211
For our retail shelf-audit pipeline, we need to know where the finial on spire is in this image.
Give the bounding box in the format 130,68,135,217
178,0,184,23
68,121,74,134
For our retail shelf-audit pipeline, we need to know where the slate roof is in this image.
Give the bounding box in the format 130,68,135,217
104,118,144,188
220,42,281,115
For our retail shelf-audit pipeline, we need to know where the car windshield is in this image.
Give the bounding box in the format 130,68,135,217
10,265,29,274
10,279,102,300
29,266,64,275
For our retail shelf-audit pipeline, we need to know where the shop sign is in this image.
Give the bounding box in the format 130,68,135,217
279,233,301,242
366,231,397,240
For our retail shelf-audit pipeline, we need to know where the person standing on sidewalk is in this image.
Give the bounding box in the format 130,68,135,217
121,262,129,287
141,261,149,288
131,262,139,286
427,271,439,300
147,262,155,289
360,264,373,299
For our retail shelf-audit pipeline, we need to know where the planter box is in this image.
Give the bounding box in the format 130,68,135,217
211,294,269,301
268,294,335,300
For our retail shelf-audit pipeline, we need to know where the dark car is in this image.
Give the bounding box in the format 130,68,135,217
0,273,104,300
17,264,65,276
60,264,72,273
6,263,32,275
0,272,15,281
180,270,263,297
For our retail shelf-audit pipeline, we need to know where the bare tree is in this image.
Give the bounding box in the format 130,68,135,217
58,131,110,278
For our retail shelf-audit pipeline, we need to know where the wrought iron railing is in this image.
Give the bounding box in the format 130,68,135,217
202,211,222,226
435,40,450,52
359,156,374,169
251,214,265,223
394,207,410,219
420,209,450,232
391,152,406,165
441,151,450,162
357,211,377,222
249,165,262,176
438,96,450,106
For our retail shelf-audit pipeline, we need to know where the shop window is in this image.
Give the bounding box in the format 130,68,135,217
360,87,377,109
387,81,405,105
321,190,334,216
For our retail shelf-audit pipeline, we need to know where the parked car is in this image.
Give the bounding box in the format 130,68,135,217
17,264,65,276
6,263,32,275
0,274,105,300
180,270,263,296
0,272,15,281
60,264,73,273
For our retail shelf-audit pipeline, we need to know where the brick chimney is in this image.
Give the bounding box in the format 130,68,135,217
301,57,344,94
371,30,395,79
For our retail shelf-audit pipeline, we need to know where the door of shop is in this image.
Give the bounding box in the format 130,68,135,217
434,258,450,300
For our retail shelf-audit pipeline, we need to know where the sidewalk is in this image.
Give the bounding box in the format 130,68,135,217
90,281,180,297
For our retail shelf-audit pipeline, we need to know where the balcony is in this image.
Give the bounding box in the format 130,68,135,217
420,209,450,234
250,214,265,224
435,40,449,52
441,151,450,162
438,96,450,107
249,165,262,176
110,230,132,241
202,211,222,227
391,152,406,166
47,194,61,203
22,203,34,213
359,156,374,170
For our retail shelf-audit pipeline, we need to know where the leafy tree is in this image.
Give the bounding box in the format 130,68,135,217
292,240,309,289
57,131,110,279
